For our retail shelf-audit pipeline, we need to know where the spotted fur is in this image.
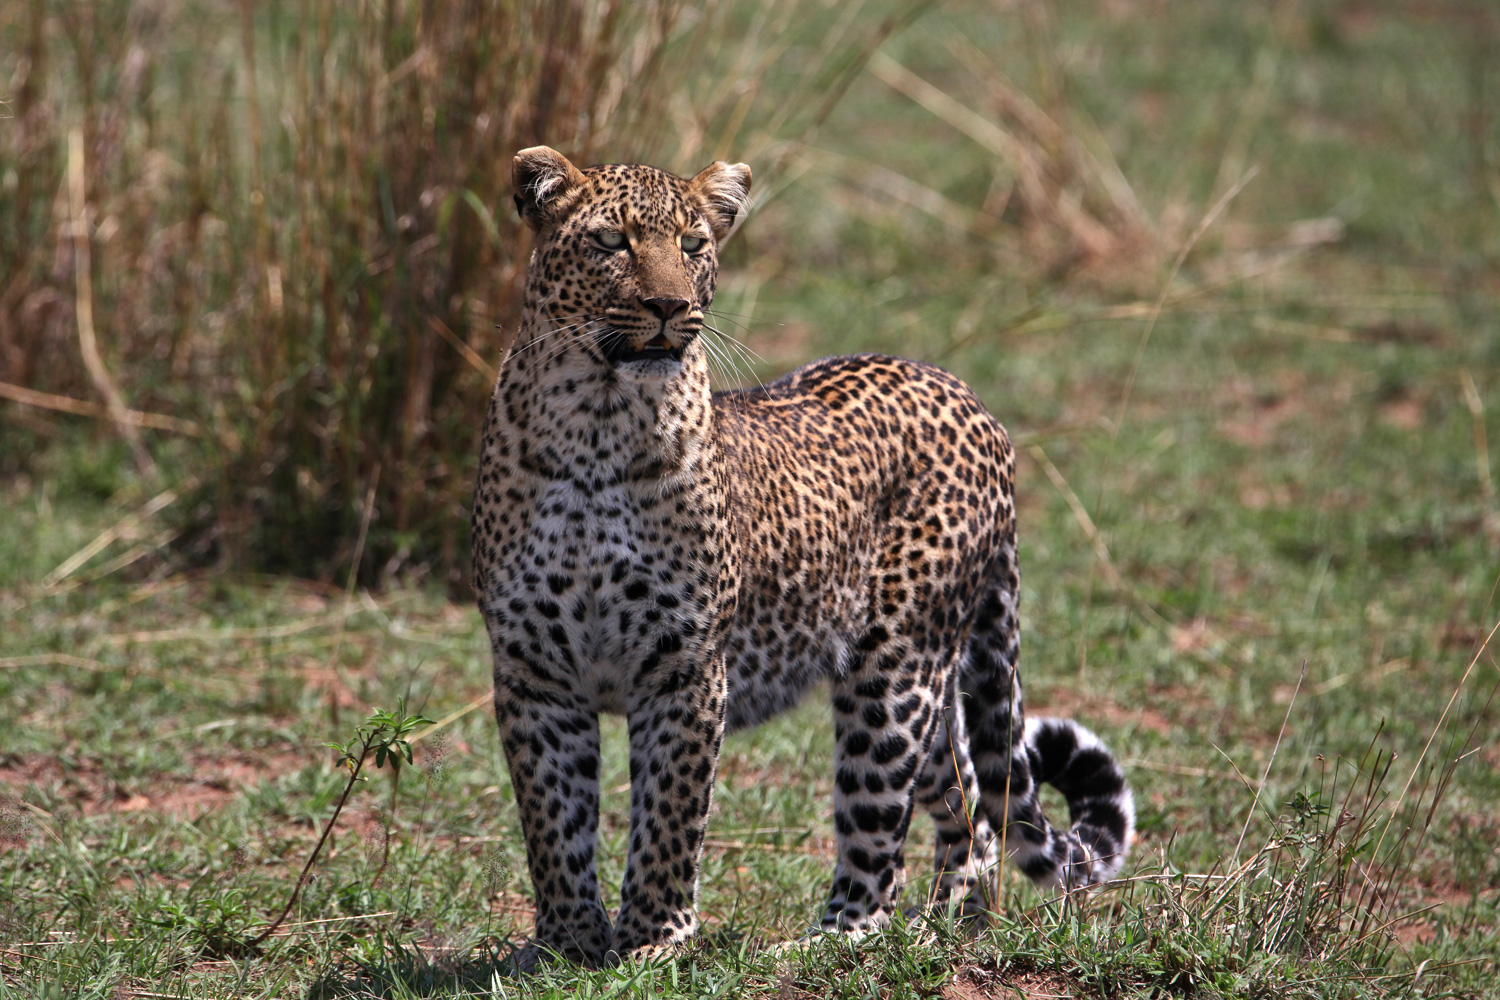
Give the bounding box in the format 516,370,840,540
472,147,1134,966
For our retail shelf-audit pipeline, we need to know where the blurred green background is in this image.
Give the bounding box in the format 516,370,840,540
2,1,1498,996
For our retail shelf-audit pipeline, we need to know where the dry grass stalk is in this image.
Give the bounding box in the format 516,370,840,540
67,127,154,477
41,480,187,588
0,379,201,436
1459,370,1492,499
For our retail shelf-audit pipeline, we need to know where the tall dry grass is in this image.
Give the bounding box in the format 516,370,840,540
0,0,909,587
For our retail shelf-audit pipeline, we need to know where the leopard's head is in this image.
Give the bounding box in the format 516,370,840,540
512,146,752,376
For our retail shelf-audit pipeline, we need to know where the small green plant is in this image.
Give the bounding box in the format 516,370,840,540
249,701,433,947
154,887,255,958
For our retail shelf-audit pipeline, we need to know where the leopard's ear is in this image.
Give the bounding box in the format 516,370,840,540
513,146,587,231
689,161,753,244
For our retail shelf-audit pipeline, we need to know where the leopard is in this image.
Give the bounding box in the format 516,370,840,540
471,146,1135,967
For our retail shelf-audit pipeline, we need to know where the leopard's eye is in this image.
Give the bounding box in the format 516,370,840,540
594,231,627,251
680,234,708,254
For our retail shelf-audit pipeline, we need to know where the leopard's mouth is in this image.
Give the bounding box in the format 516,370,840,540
603,329,684,364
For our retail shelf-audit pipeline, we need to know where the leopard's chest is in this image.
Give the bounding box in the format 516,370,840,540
480,473,731,711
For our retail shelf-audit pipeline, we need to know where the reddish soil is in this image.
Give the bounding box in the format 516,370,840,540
945,965,1088,1000
1033,686,1181,738
0,746,306,819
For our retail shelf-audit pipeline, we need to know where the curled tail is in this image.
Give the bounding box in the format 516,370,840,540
1017,716,1134,888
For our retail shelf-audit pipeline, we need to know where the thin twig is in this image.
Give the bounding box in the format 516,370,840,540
1459,370,1492,499
1028,444,1120,589
1370,619,1500,865
101,609,354,644
68,127,155,476
867,50,1114,256
322,465,381,725
45,527,183,594
248,743,370,946
1025,443,1240,677
1232,659,1306,863
429,316,498,382
1110,165,1260,444
1121,759,1239,781
266,910,397,933
408,691,492,745
42,482,189,588
0,653,108,670
701,838,831,856
0,380,202,436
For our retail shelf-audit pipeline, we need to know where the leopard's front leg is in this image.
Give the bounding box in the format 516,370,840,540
494,678,611,967
611,653,728,959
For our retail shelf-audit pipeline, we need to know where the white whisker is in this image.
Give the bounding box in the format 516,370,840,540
533,320,606,369
703,323,767,393
698,333,737,388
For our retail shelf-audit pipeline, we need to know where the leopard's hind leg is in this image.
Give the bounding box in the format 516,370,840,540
915,667,999,918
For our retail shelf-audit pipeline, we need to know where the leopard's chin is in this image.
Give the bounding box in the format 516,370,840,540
614,354,684,383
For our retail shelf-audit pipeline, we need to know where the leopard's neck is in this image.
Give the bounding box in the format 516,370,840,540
493,313,719,489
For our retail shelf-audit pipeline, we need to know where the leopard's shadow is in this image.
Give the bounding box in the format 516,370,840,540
303,939,529,999
303,930,753,997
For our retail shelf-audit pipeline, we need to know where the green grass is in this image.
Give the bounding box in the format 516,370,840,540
4,0,1500,996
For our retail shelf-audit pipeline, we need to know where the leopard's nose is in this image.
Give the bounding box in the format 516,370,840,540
640,296,690,321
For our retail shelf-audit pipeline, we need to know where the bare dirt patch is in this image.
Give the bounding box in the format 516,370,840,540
946,965,1089,1000
1031,686,1178,737
1376,394,1426,430
1214,368,1382,449
1237,468,1296,510
1218,391,1301,447
0,746,306,819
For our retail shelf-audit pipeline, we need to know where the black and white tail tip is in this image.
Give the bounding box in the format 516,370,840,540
1017,716,1135,891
